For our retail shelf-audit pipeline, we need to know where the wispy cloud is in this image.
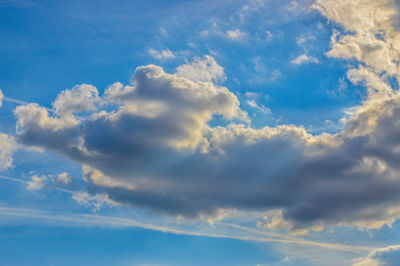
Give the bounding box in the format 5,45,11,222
290,54,319,65
226,29,246,40
147,48,176,60
26,175,47,191
0,205,373,253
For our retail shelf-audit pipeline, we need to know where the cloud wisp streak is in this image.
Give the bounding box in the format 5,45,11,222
0,205,373,253
0,174,74,194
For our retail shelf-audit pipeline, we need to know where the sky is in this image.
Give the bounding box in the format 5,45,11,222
1,0,400,265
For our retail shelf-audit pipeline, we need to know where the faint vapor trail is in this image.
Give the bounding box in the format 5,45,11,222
3,97,54,112
0,175,374,253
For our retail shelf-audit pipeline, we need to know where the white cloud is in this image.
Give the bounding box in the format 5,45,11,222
52,84,101,116
0,89,3,107
147,48,175,60
176,55,226,83
245,91,259,98
0,134,17,170
247,99,271,114
57,172,71,185
291,54,319,65
314,0,400,76
353,245,400,266
72,191,116,211
226,29,246,40
26,175,46,191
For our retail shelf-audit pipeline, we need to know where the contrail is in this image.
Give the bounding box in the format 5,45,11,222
0,174,74,194
3,97,29,105
0,206,373,253
218,222,372,252
0,174,374,253
3,97,54,112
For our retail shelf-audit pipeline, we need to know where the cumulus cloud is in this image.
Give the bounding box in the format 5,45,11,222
291,54,319,65
176,55,226,83
353,245,400,266
26,175,46,191
12,12,400,234
147,48,175,60
57,172,71,185
52,84,101,116
0,134,17,170
314,0,400,76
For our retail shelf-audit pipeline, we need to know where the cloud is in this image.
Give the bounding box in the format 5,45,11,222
353,245,400,266
0,89,3,107
26,175,46,191
57,172,71,185
291,54,319,65
52,84,101,116
390,0,400,29
314,0,400,76
176,55,226,83
147,48,175,60
72,191,117,211
12,19,400,234
0,205,373,253
247,99,271,114
0,134,17,170
226,29,246,40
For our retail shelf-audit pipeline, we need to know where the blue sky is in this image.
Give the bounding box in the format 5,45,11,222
1,0,400,265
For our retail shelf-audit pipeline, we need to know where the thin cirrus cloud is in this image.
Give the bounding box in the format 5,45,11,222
147,48,176,60
0,205,373,253
175,55,226,83
290,54,319,65
226,29,246,40
5,0,400,235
